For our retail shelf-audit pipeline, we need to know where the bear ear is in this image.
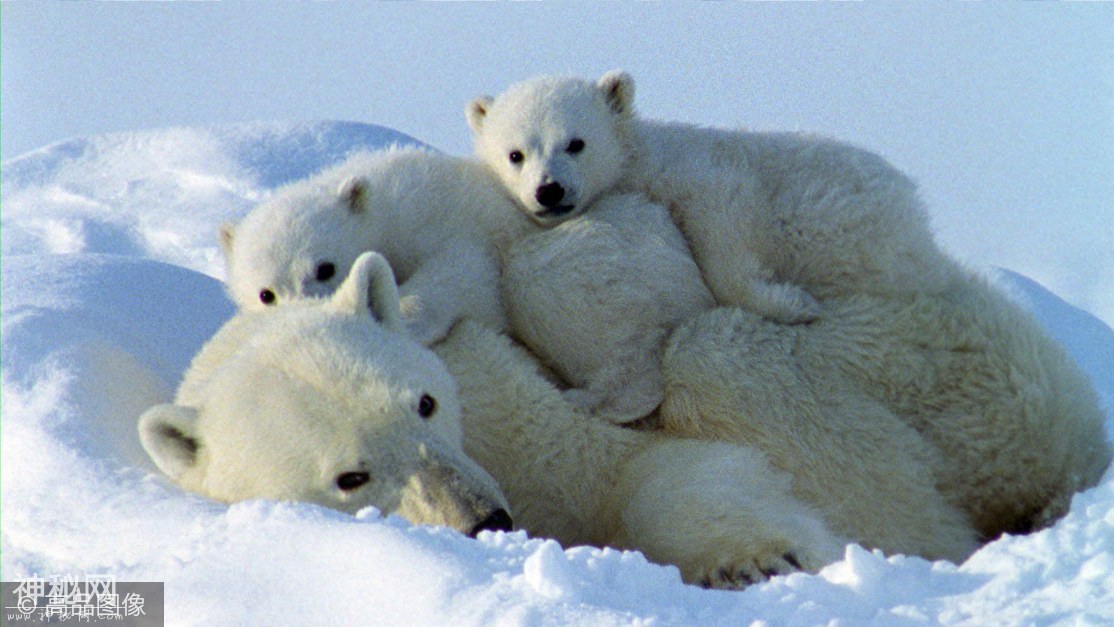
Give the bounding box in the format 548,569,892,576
466,95,495,134
598,70,635,116
218,222,236,258
337,177,368,213
333,251,404,332
138,404,202,483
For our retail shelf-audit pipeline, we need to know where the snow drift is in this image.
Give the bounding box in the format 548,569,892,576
3,122,1113,625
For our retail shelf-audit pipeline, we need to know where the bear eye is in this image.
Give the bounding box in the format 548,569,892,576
508,150,524,165
315,262,336,282
566,138,585,154
336,471,370,492
259,289,277,305
418,394,437,419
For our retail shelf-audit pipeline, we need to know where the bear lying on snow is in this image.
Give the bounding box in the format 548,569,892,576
468,69,1112,539
141,253,1109,588
147,69,1109,586
142,253,846,587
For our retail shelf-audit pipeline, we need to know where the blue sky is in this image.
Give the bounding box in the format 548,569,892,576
3,3,1112,324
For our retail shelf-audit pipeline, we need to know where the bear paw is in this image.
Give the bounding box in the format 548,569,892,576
698,551,805,589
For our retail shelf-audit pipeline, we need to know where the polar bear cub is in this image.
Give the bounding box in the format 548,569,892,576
221,147,535,346
222,146,711,423
468,71,956,323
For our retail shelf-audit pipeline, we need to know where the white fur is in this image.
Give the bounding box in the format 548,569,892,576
468,71,956,323
225,146,708,423
503,192,714,422
141,254,1107,588
469,70,1111,548
141,253,508,532
141,254,848,587
661,270,1112,543
221,146,535,345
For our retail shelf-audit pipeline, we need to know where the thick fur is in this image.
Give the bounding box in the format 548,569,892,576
662,270,1111,542
141,255,854,587
503,192,714,422
141,253,510,532
224,147,711,423
470,70,1110,543
468,71,956,323
220,147,535,346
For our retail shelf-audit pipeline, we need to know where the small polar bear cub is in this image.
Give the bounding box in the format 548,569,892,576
503,192,714,422
468,71,953,323
220,147,535,346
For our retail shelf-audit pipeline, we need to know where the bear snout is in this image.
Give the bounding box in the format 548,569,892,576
535,181,566,209
468,508,514,537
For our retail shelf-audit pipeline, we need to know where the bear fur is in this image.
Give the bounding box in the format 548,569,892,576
662,270,1111,542
469,70,1111,540
467,71,957,324
140,254,997,588
222,147,713,423
503,192,713,422
220,147,536,346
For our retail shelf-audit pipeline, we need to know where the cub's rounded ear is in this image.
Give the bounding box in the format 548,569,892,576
337,177,368,213
218,222,236,258
333,251,403,332
138,405,201,483
466,95,495,134
598,70,635,116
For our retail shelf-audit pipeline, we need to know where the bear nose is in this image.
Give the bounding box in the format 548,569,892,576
468,508,513,537
535,182,565,208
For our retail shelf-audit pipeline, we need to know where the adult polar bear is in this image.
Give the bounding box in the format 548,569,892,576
467,71,1111,541
142,254,979,589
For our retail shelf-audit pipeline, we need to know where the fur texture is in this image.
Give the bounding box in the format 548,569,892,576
468,71,956,323
220,147,534,345
142,255,855,587
503,192,713,422
470,70,1111,543
224,147,712,423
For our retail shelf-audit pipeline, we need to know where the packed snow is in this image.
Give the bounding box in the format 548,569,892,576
2,122,1113,625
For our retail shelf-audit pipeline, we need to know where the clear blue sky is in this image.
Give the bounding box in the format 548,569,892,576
3,3,1112,323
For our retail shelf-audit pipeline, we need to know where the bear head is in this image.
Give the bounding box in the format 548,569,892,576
219,169,378,311
140,252,513,537
467,70,635,226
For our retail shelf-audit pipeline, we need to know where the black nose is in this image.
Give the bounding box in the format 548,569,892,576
468,508,513,537
535,182,565,208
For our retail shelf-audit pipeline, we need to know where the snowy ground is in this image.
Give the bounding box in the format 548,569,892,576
3,122,1113,625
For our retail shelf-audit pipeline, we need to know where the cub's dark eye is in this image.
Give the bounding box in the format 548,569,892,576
566,139,585,154
336,471,370,491
315,262,336,282
418,394,437,419
259,289,276,305
509,150,524,165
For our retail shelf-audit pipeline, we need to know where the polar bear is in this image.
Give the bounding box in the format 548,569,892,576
220,147,536,346
661,272,1112,541
467,71,957,324
467,71,1110,538
222,147,712,423
140,253,985,588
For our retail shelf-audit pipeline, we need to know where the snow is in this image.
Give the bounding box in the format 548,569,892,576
2,122,1113,625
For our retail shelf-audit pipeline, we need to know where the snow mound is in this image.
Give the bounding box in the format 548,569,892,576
0,121,425,278
2,123,1112,625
